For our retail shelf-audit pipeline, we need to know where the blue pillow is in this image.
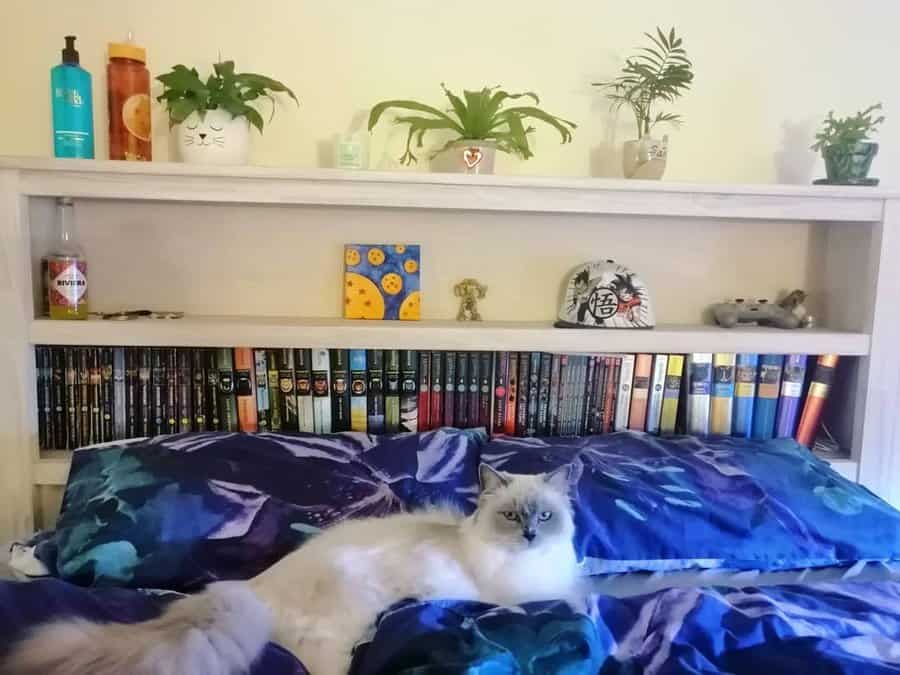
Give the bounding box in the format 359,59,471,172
43,428,485,590
482,433,900,574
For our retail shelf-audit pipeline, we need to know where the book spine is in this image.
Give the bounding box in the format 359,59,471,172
516,352,531,436
430,350,443,428
101,347,114,442
443,351,456,428
234,347,258,432
548,354,562,435
526,352,541,436
537,353,552,435
79,348,93,445
576,356,589,435
492,352,509,434
580,355,595,435
51,347,67,448
89,348,102,443
752,354,784,440
330,349,351,432
254,349,270,432
165,348,178,434
590,356,607,435
775,354,808,438
150,348,164,436
504,352,518,435
384,350,401,432
139,348,152,436
112,348,126,440
400,349,418,432
311,348,332,433
124,348,138,438
614,354,635,432
710,353,736,435
686,353,713,435
36,347,52,449
454,351,468,427
466,351,479,428
732,353,759,438
563,355,576,434
295,348,314,433
350,349,368,432
366,349,385,433
628,354,652,431
176,349,192,433
796,354,839,447
646,354,668,434
65,347,78,448
604,357,620,433
192,349,207,431
277,349,298,432
417,351,431,431
479,351,492,429
216,348,238,432
205,350,220,432
266,349,282,432
659,355,684,435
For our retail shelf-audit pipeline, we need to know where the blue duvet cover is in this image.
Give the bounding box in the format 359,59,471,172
2,578,899,674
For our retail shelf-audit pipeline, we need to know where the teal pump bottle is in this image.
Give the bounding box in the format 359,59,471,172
51,36,94,158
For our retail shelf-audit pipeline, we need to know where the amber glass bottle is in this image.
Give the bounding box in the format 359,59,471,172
107,37,151,160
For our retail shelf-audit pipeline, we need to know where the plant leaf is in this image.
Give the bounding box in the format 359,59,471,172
368,99,464,135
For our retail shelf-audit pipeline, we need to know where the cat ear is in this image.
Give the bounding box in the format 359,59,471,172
478,464,509,493
543,464,574,494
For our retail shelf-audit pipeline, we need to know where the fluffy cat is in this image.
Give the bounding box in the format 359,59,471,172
4,464,579,675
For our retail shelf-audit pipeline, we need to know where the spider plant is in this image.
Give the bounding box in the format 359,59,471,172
367,84,576,165
593,27,693,139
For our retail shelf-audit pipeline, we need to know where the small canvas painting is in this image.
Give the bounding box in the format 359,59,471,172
344,244,421,320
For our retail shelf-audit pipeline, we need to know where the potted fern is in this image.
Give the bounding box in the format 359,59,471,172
157,60,297,165
811,104,884,185
593,27,693,179
368,84,576,174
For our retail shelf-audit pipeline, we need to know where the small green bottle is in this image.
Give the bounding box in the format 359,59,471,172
46,197,89,320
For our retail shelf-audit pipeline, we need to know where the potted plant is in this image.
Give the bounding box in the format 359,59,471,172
811,104,884,185
156,60,297,165
593,27,693,179
367,84,576,174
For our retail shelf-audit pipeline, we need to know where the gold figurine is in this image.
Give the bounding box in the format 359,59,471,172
454,278,487,321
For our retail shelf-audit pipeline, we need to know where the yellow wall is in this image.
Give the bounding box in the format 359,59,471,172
1,0,897,183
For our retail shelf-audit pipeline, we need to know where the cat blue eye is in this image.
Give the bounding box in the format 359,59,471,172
502,511,519,522
539,511,552,521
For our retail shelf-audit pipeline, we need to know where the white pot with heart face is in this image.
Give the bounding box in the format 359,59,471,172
174,109,251,165
432,140,497,175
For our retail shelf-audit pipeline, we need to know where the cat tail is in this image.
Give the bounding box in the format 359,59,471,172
2,581,271,675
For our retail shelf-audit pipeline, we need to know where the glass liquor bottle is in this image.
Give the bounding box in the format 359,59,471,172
45,197,88,320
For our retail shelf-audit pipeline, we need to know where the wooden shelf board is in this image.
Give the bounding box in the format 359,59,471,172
29,316,870,355
1,156,890,221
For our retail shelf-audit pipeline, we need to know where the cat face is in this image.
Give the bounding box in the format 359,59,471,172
182,115,226,150
474,464,575,551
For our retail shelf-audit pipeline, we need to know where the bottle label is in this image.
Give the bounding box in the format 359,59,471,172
48,259,87,308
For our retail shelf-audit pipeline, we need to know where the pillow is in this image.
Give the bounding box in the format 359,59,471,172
42,428,485,590
482,433,900,574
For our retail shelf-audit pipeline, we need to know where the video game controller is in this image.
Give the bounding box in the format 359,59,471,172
712,298,802,329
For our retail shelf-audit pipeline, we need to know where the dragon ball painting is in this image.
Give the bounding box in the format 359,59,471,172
344,244,421,320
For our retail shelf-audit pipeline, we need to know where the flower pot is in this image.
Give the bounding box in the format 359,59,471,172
173,109,251,165
823,142,878,183
622,135,668,179
432,140,497,175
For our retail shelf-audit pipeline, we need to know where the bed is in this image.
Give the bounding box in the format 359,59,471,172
3,429,900,674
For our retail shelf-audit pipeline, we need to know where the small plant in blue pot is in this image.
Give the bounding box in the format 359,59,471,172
811,104,884,185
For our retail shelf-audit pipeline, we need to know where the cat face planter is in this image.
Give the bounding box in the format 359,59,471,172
432,140,496,175
622,135,668,180
174,109,251,165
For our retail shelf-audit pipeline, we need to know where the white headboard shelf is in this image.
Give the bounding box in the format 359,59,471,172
2,157,898,539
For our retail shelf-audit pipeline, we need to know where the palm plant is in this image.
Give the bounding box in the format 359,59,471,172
368,84,576,165
593,27,693,139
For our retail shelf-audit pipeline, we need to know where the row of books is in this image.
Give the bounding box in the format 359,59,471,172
34,346,837,450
